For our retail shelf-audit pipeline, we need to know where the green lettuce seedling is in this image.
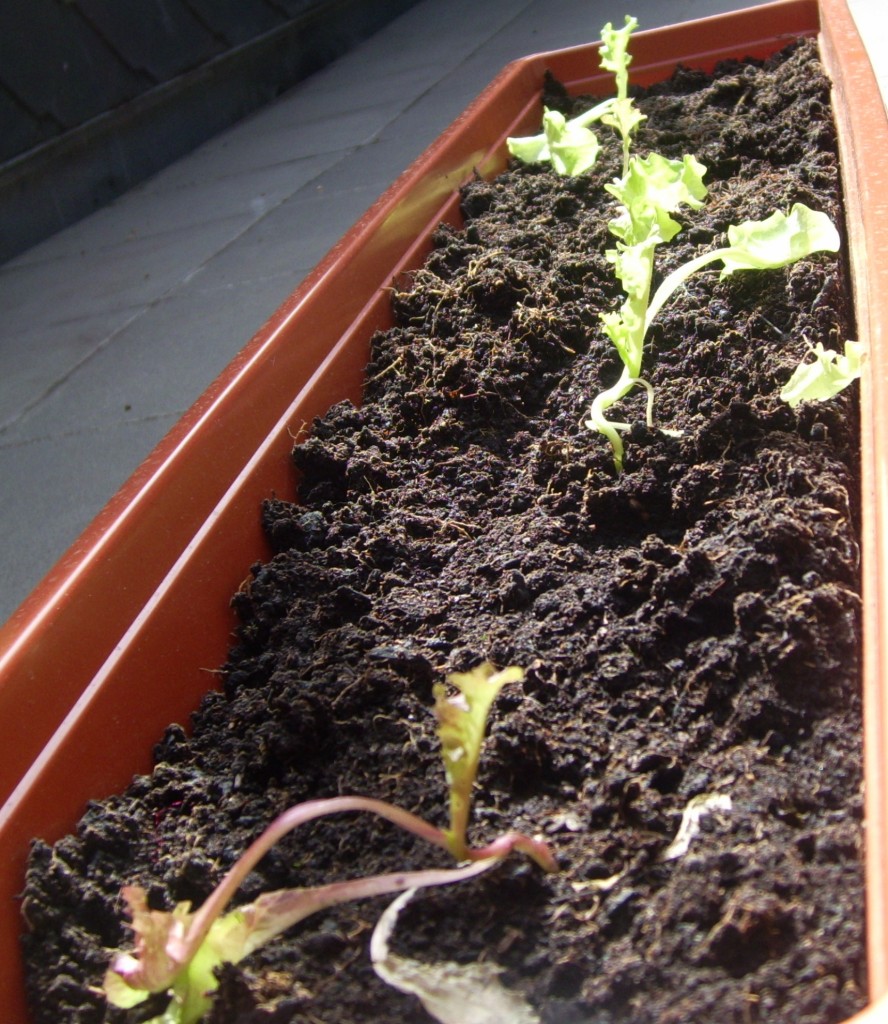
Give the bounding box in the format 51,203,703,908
780,338,863,406
506,15,641,176
437,663,525,860
507,100,615,176
586,193,842,470
584,151,708,470
103,663,556,1024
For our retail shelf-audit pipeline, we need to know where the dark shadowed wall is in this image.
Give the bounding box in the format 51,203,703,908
0,0,420,262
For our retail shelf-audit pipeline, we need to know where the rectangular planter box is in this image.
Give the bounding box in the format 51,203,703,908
1,0,885,1019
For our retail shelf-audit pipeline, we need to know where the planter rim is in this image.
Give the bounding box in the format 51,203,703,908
815,0,888,1005
1,1,886,1020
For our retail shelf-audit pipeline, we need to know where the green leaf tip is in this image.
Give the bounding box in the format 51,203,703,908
599,15,639,79
780,339,863,407
435,662,525,859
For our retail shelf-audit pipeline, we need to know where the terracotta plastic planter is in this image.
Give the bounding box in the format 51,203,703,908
1,0,885,1019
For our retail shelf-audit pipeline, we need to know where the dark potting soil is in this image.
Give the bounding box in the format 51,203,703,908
21,36,865,1024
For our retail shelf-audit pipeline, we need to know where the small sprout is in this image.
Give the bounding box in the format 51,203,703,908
435,662,525,861
507,101,614,176
506,15,642,177
587,197,842,471
661,793,733,861
780,338,864,407
102,664,556,1024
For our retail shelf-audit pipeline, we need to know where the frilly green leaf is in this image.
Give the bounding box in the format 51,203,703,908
599,15,639,84
506,107,604,176
721,202,840,275
780,339,863,407
606,153,707,245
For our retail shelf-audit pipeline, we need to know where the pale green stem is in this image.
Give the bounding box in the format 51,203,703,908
587,236,657,469
571,97,616,129
645,248,730,331
585,368,655,472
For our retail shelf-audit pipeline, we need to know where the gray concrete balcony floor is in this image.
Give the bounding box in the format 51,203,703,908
1,0,885,626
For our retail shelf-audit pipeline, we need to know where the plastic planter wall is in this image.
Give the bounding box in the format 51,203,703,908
1,0,885,1019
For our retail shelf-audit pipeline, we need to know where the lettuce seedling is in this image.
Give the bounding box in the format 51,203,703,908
437,663,530,861
584,151,708,470
103,663,556,1024
586,191,842,470
780,337,863,406
506,15,641,176
507,101,615,176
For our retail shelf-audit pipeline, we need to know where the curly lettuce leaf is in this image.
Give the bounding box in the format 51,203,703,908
780,339,863,407
646,202,841,330
719,203,840,275
605,152,707,246
599,15,639,89
506,102,612,175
